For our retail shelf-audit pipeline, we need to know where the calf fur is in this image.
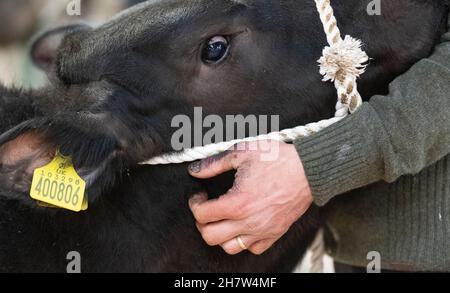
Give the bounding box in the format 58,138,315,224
0,0,448,272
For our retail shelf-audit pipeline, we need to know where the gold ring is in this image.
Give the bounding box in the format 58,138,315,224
236,236,248,250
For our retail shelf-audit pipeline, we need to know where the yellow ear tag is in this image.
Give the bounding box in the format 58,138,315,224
30,151,87,212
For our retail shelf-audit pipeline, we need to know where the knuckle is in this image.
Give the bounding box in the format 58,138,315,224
196,222,205,234
238,198,254,215
249,247,265,255
192,210,205,223
201,228,217,246
224,247,239,255
203,236,217,246
270,223,286,237
222,199,246,219
244,219,259,232
229,147,246,162
196,216,209,225
234,203,249,219
221,241,241,255
267,227,284,238
193,209,209,224
230,149,241,163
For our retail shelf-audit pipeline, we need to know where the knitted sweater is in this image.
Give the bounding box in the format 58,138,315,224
294,17,450,271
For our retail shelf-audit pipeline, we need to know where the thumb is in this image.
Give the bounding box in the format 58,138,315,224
188,150,244,179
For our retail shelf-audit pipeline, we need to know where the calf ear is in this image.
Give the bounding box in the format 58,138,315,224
0,119,121,206
0,127,55,203
31,24,90,72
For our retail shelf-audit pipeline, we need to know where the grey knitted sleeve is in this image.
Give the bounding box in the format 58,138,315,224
294,27,450,206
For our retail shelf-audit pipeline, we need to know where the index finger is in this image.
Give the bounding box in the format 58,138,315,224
188,148,247,179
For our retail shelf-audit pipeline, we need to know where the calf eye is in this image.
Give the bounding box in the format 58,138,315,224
202,36,230,64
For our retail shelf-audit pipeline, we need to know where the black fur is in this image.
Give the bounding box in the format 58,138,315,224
0,0,448,272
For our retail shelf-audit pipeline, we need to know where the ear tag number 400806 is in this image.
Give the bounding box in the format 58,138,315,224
30,151,88,212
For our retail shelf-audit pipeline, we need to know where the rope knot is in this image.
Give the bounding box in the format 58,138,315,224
318,35,369,82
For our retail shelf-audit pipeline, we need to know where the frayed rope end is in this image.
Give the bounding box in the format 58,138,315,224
318,35,369,83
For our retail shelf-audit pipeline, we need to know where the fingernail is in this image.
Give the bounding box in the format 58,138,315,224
189,161,202,173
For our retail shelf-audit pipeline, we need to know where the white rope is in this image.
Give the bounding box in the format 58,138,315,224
142,116,344,165
140,0,369,273
140,0,368,166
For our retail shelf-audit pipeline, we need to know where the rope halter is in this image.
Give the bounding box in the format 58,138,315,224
140,0,369,165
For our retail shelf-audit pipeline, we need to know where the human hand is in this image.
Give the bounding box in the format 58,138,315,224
188,140,313,255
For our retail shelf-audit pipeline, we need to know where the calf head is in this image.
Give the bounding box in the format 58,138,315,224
0,0,448,206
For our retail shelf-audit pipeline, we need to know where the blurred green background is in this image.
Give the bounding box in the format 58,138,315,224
0,0,143,88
